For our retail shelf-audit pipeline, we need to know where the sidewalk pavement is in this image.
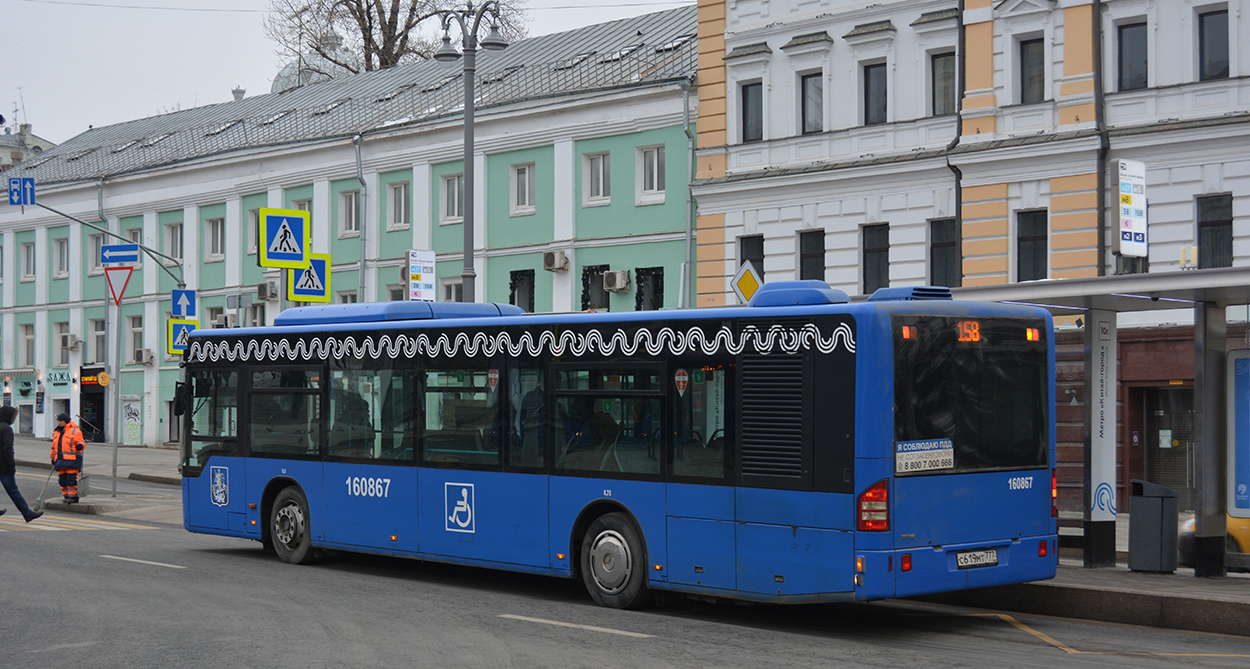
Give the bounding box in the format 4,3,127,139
11,435,1250,637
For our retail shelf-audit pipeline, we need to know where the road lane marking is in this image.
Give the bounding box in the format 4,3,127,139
0,515,157,531
498,614,653,638
28,641,99,654
99,555,186,569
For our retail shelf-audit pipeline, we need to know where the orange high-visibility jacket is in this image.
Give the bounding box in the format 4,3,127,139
51,422,85,471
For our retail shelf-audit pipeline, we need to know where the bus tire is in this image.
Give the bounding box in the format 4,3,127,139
580,512,653,609
271,486,315,565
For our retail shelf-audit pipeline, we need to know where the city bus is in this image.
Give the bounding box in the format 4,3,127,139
178,281,1057,608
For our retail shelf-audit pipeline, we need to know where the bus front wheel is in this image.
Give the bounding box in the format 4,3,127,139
271,487,315,565
580,512,653,609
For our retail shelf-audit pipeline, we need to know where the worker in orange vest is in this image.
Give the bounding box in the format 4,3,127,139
50,413,85,504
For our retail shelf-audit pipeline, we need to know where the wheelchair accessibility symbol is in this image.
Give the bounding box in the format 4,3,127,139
445,482,475,533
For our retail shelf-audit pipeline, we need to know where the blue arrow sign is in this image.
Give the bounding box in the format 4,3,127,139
8,177,35,205
101,243,140,265
172,289,197,318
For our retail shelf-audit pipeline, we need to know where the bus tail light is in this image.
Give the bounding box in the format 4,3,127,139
858,479,889,532
901,554,912,572
1038,540,1048,558
1051,469,1058,518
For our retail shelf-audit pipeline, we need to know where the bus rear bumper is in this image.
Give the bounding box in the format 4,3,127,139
856,535,1059,600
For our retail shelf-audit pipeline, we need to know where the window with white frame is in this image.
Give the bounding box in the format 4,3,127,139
292,199,311,211
337,290,359,304
511,163,536,216
1199,9,1229,81
442,277,463,303
863,62,887,125
165,223,183,263
741,82,763,143
248,209,260,254
91,319,106,363
206,306,224,328
128,228,143,244
931,52,957,116
55,321,70,366
442,174,464,222
128,315,144,363
1019,38,1046,104
637,146,665,206
340,190,360,236
205,218,225,261
248,303,267,327
21,242,35,280
388,284,405,302
55,238,69,278
585,152,610,205
89,234,104,273
388,182,411,230
800,72,823,134
22,324,34,367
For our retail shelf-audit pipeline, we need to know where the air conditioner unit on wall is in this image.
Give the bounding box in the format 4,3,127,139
134,348,153,365
60,333,79,350
257,280,280,300
543,249,569,272
214,314,238,329
603,270,630,293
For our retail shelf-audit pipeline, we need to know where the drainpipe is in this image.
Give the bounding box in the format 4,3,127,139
944,0,966,287
681,76,695,309
1093,0,1109,276
353,134,368,300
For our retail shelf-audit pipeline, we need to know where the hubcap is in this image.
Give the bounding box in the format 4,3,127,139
589,530,632,594
274,502,305,549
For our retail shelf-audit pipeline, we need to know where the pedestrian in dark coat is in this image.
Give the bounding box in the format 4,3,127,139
0,405,42,522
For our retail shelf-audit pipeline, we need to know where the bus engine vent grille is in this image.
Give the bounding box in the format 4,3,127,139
740,353,805,479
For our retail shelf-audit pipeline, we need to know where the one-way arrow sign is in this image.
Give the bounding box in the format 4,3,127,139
101,243,140,265
172,289,197,318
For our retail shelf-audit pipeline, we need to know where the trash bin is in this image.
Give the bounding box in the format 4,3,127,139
1128,479,1178,573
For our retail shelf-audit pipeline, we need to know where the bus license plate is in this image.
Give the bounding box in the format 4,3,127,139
956,549,998,569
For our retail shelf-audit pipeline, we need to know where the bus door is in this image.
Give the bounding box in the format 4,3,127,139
183,369,245,534
321,367,421,552
416,367,549,568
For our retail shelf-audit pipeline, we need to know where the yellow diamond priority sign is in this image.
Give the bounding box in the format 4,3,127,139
732,261,762,304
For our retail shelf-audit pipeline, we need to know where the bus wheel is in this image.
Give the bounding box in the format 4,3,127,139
580,512,653,609
271,487,315,565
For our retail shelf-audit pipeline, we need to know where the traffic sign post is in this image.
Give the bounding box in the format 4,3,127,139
172,289,197,318
7,177,35,206
168,319,198,356
288,253,332,303
259,207,311,269
732,261,763,304
101,243,140,265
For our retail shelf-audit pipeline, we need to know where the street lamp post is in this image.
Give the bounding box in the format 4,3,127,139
435,1,508,303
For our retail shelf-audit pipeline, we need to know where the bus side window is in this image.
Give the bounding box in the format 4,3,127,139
672,364,728,480
508,368,545,469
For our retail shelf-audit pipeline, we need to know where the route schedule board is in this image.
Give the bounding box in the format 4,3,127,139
1118,159,1148,258
259,208,310,269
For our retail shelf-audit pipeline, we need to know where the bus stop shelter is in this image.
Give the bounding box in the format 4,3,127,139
954,266,1250,576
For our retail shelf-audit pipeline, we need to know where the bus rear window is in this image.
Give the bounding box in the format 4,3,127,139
893,315,1048,475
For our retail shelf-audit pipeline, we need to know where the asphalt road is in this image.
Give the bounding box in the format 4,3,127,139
4,466,1250,668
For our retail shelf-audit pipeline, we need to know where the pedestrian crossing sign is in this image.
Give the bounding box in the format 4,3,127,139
288,252,332,303
168,318,199,356
259,207,310,269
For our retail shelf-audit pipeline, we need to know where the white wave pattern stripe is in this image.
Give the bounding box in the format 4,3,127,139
189,323,856,363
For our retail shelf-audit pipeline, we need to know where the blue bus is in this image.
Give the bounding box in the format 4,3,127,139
179,281,1056,608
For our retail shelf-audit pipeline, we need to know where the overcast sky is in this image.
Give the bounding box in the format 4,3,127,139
3,0,691,145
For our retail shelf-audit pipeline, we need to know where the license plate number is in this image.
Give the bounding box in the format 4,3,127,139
956,549,999,569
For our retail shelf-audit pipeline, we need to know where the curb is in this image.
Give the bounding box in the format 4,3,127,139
15,459,53,471
919,580,1250,638
128,473,182,486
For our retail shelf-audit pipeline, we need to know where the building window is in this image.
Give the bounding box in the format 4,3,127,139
740,234,764,281
799,230,824,281
292,199,311,211
22,324,34,367
129,315,144,363
442,174,464,221
89,234,104,273
1017,210,1048,281
1020,38,1045,104
635,267,663,311
581,264,610,311
510,269,535,313
864,63,887,126
442,278,463,303
930,219,961,288
247,209,260,254
340,190,360,236
165,223,183,263
206,307,224,328
91,319,106,364
741,82,763,143
932,52,957,116
21,242,35,280
128,228,143,244
55,321,70,366
1118,22,1148,91
388,284,405,302
248,304,266,327
1199,10,1229,81
511,163,536,216
863,224,889,294
638,146,665,205
800,72,823,134
585,153,610,205
338,291,358,304
205,218,225,261
389,182,411,230
55,238,69,278
1198,194,1233,269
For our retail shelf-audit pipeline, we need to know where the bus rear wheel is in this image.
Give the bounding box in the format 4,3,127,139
580,512,653,609
271,487,315,565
